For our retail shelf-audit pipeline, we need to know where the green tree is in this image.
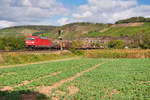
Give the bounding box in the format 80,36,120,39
108,40,124,49
139,34,150,49
0,37,5,50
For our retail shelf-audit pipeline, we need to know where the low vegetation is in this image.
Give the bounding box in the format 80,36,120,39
83,49,150,58
52,59,150,100
0,37,25,51
107,40,124,49
85,22,150,37
0,58,149,100
0,51,76,67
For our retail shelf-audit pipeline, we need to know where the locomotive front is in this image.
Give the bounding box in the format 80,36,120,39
25,36,37,49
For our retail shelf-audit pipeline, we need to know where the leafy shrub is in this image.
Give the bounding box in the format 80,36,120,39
0,37,25,50
108,40,124,49
139,34,150,49
69,48,84,56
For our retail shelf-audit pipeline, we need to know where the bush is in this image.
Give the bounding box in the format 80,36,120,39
139,34,150,49
108,40,124,49
133,33,150,49
0,37,25,51
69,48,84,56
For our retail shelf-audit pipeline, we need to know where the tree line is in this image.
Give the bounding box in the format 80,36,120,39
0,37,25,51
115,17,150,24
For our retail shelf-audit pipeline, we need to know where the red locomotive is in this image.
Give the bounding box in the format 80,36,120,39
25,36,52,49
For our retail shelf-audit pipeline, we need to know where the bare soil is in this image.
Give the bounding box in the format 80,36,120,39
103,87,120,98
111,22,143,28
99,28,110,32
67,84,79,95
0,54,4,62
0,86,13,91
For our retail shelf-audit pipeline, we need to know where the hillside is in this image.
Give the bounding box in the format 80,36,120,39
41,23,110,40
0,17,150,40
0,23,110,40
84,22,150,37
0,25,57,38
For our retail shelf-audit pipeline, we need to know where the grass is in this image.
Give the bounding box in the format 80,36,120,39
0,52,77,67
83,49,150,58
0,58,150,100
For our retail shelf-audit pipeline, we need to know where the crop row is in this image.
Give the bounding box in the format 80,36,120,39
0,58,106,87
0,58,107,100
50,59,150,100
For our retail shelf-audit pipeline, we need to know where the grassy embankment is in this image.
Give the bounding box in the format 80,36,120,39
0,51,77,67
1,49,150,67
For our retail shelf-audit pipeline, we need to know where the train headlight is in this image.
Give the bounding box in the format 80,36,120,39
32,42,35,44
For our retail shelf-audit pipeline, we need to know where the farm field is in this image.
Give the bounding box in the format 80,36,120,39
0,58,150,100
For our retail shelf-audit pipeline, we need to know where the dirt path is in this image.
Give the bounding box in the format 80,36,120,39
37,62,105,96
0,57,81,69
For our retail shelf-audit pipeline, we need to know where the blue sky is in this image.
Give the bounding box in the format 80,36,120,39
137,0,150,5
58,0,87,8
0,0,150,28
59,0,150,7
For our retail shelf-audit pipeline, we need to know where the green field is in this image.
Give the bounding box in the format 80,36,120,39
0,58,150,100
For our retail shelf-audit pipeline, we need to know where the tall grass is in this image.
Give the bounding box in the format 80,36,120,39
83,49,150,58
0,52,76,67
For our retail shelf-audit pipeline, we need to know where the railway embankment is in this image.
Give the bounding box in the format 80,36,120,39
0,50,78,67
1,49,150,68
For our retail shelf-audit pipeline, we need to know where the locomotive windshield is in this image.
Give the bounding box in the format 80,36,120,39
27,38,35,41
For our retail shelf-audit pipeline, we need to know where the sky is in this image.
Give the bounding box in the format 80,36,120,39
0,0,150,28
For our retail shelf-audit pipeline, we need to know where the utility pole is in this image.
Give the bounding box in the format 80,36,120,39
58,30,63,50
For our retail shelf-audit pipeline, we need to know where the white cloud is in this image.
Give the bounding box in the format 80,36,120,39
0,0,69,28
70,0,150,23
1,0,150,28
73,11,92,18
0,20,16,28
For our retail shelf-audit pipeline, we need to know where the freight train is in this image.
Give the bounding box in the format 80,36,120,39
25,36,104,50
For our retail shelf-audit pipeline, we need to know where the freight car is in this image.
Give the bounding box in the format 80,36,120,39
25,36,52,49
25,36,104,50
